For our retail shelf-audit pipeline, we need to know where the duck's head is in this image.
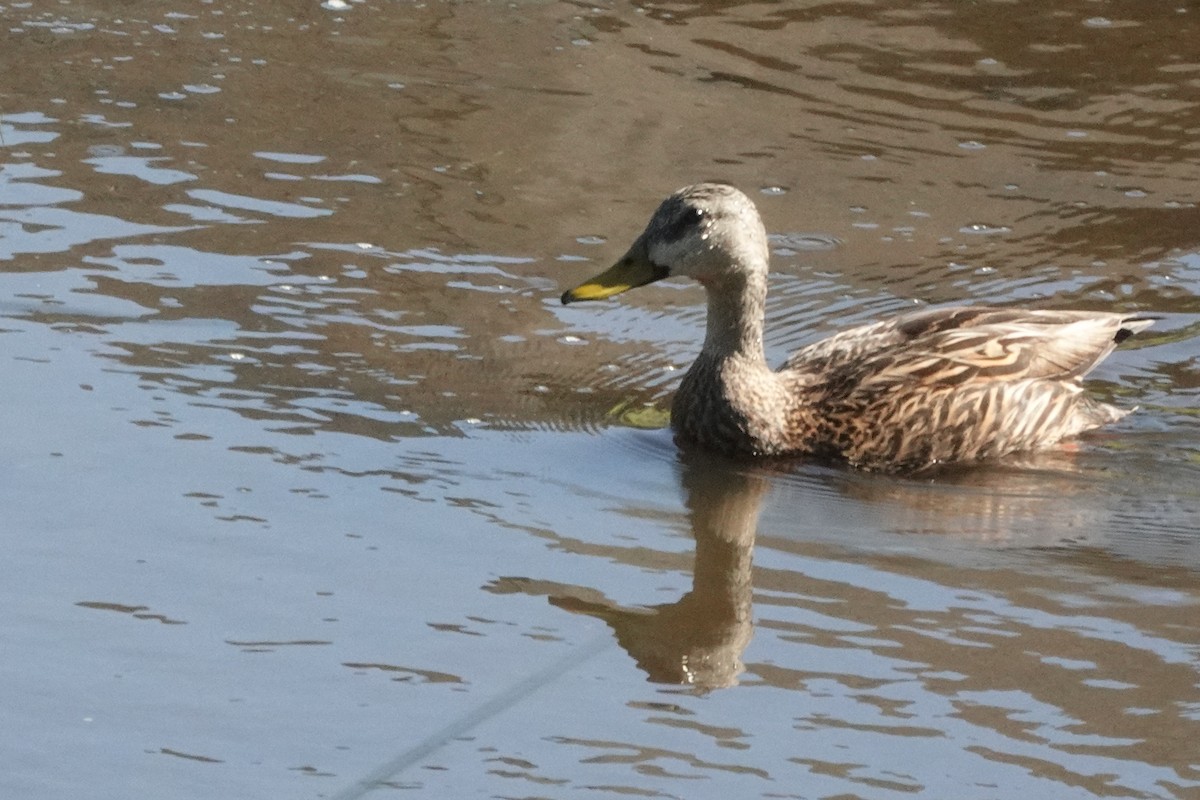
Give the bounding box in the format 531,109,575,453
561,183,770,304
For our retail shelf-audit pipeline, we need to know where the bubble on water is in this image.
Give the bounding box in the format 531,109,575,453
960,223,1011,235
1124,188,1147,198
769,233,841,252
958,140,986,150
575,235,606,245
355,242,374,249
975,266,997,275
1004,184,1019,191
1083,16,1113,27
158,91,187,101
860,154,878,161
760,185,788,196
559,335,586,345
228,352,246,361
1066,130,1089,138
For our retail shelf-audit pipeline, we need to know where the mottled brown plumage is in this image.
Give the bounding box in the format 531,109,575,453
562,183,1152,471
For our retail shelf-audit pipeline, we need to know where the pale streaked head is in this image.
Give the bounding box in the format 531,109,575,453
561,183,770,305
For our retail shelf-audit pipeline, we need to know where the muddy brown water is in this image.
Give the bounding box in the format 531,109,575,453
2,1,1198,798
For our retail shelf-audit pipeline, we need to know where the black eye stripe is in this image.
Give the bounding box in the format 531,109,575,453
660,206,704,244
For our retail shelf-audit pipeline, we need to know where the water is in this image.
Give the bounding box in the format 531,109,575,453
2,1,1198,798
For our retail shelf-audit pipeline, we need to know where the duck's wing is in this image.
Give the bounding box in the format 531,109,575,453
785,307,1153,383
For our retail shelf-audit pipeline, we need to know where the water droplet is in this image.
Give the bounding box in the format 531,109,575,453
960,223,1011,235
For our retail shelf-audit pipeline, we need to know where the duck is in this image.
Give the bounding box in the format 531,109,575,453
561,183,1153,472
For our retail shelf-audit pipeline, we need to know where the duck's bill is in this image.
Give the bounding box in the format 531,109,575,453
561,254,667,304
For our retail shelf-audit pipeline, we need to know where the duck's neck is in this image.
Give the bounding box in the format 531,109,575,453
672,265,793,456
699,269,768,364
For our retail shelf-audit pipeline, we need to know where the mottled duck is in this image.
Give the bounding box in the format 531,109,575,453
561,183,1152,471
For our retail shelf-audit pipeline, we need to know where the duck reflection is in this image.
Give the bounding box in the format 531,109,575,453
550,451,768,689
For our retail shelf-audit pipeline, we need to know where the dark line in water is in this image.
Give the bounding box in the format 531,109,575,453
328,632,613,800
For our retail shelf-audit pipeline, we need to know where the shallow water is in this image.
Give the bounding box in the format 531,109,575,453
2,1,1198,798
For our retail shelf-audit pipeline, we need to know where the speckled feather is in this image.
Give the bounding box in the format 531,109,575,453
566,184,1153,471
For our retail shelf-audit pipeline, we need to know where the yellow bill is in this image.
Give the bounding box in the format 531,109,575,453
561,252,667,305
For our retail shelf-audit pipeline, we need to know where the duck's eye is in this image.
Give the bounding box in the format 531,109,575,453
661,206,704,244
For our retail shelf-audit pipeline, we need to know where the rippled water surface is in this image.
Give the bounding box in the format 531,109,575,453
3,1,1199,798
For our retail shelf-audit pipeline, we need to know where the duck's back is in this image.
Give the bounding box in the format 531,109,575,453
779,307,1152,470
